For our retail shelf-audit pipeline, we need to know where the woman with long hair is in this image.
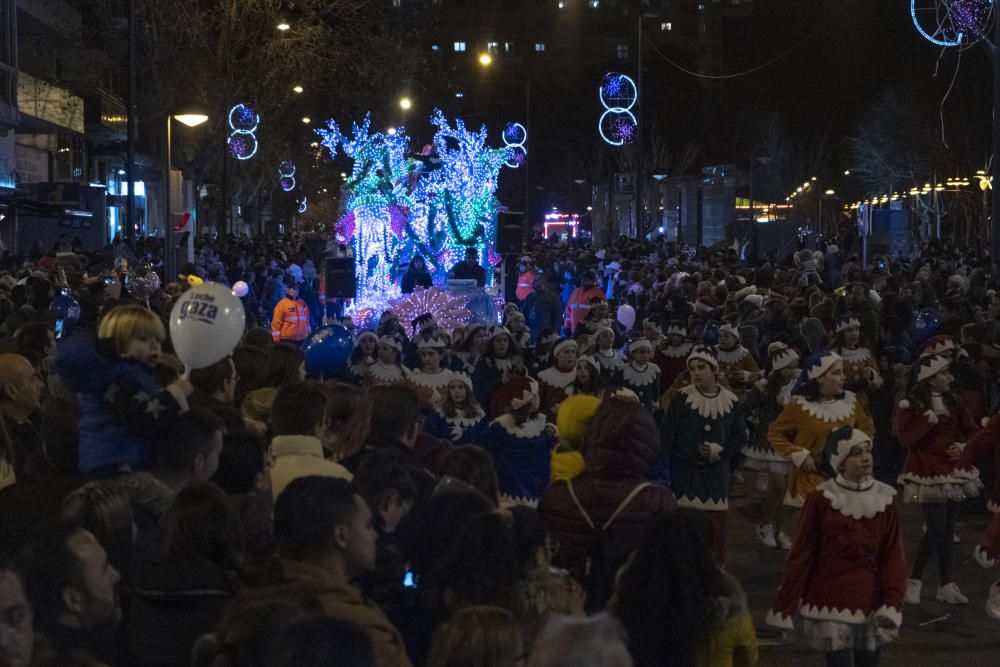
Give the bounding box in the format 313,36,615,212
401,255,433,294
452,324,487,375
424,373,488,444
895,354,981,606
768,351,874,510
611,511,758,667
129,483,244,666
567,355,606,400
472,325,521,413
262,342,306,388
344,330,378,385
742,342,800,550
832,313,882,422
766,428,906,667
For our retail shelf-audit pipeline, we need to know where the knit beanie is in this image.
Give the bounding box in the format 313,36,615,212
687,344,719,371
822,427,871,476
556,395,601,441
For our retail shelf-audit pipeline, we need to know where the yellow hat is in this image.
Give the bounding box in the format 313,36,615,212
187,275,204,287
556,395,601,441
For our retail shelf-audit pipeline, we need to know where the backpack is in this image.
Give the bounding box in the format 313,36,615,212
565,480,652,612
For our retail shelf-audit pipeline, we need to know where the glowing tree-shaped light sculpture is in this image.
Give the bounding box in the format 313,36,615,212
316,109,510,325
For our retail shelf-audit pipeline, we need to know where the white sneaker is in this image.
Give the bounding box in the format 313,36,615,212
777,531,792,551
936,582,970,605
974,545,997,570
987,580,1000,620
905,578,923,605
756,523,777,549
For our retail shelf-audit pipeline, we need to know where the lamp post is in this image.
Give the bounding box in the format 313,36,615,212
164,109,208,285
819,189,837,238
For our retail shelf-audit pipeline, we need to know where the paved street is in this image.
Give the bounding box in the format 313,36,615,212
727,482,1000,666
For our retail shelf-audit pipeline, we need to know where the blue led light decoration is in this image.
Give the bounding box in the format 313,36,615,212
598,73,638,146
278,161,296,192
227,104,259,160
315,109,511,322
297,196,308,214
502,122,527,168
911,0,994,48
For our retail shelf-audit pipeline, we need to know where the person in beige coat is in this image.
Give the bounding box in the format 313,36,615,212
267,382,351,502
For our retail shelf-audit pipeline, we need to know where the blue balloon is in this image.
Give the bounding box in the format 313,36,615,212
49,292,81,331
303,325,353,376
914,309,940,343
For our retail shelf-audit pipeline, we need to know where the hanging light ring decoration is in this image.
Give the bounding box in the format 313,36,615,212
502,122,528,168
279,160,296,192
598,73,638,146
227,104,259,160
910,0,994,49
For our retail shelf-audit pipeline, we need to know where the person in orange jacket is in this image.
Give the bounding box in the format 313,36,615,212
271,284,311,343
515,256,535,303
563,271,605,333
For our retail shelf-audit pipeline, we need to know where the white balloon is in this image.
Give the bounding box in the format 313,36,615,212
169,281,246,370
233,280,249,298
617,304,636,330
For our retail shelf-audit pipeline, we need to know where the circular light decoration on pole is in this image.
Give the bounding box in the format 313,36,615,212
502,122,527,168
278,160,296,192
598,72,637,146
297,196,308,214
227,104,259,160
911,0,994,48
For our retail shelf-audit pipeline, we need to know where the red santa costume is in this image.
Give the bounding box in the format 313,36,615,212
894,354,981,607
766,428,907,657
537,337,578,419
653,322,692,390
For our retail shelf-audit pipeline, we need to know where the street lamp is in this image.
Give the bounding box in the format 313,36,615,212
292,85,303,94
164,106,209,285
819,189,838,238
276,20,290,31
301,117,311,124
399,97,412,110
478,53,493,67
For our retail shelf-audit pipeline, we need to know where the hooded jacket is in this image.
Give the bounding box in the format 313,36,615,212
540,395,675,582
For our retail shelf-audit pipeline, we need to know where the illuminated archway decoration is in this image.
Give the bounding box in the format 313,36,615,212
502,122,527,168
598,73,637,146
278,160,296,192
227,104,259,160
910,0,994,48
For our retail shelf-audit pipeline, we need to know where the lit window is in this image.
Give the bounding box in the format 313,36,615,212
431,44,440,51
661,22,672,31
454,41,466,52
589,0,600,7
616,43,629,58
455,92,464,98
534,43,546,52
487,41,499,54
504,41,513,52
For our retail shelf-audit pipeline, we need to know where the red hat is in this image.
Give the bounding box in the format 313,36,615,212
489,376,538,416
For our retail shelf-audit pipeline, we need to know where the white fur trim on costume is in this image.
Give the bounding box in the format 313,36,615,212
800,604,869,625
873,605,902,629
707,442,723,463
793,392,857,423
789,449,812,468
918,355,950,383
923,410,939,425
660,342,693,358
667,324,687,336
630,339,653,353
819,476,896,520
623,361,660,388
538,366,577,389
679,384,737,419
828,431,873,475
417,336,446,349
609,387,640,402
898,399,910,410
973,544,997,569
717,346,750,365
675,495,729,511
840,346,872,363
493,413,547,439
552,338,578,357
499,494,539,508
836,317,861,333
377,335,403,352
368,361,405,384
765,609,794,631
687,345,719,371
806,351,843,380
783,489,806,508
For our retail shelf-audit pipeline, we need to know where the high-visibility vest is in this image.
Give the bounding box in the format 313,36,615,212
516,270,534,301
271,297,311,341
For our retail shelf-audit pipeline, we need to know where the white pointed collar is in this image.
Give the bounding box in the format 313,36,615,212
840,346,873,363
680,384,737,419
717,346,750,364
819,475,896,519
538,366,576,388
793,391,857,423
659,342,693,359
